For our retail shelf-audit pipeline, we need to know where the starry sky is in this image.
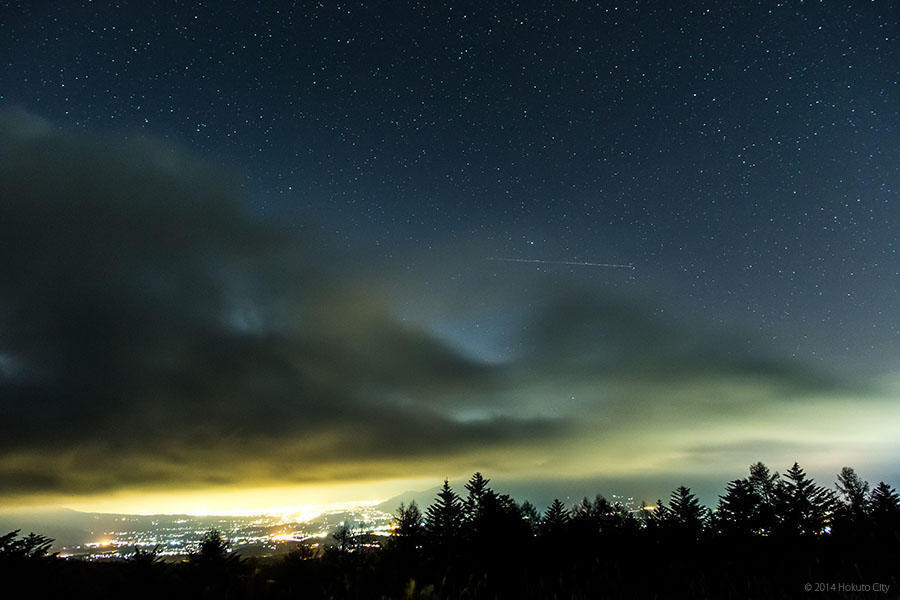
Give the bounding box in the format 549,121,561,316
0,1,897,513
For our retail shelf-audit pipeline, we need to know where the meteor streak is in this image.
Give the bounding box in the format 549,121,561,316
487,257,635,269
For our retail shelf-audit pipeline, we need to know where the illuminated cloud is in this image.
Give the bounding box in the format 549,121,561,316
0,109,894,509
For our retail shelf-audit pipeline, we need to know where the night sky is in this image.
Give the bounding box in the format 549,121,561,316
0,1,897,513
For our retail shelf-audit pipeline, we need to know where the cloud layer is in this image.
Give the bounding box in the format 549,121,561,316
0,109,567,498
0,109,889,505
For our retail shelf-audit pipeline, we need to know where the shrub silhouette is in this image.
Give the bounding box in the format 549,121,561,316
0,530,55,560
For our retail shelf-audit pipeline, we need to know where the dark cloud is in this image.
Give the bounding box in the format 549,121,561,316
0,110,871,500
0,109,562,496
515,290,852,393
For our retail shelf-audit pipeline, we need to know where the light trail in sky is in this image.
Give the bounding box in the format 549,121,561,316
487,257,635,269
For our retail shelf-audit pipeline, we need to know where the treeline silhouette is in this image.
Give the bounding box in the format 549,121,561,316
2,462,898,599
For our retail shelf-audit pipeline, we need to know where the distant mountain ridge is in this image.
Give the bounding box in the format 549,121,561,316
376,486,442,515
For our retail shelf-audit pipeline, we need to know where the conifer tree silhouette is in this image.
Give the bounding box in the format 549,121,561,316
592,496,616,534
641,499,668,537
748,461,780,534
666,486,707,540
570,496,596,519
835,467,869,521
189,529,245,594
869,481,900,515
716,479,762,537
470,488,524,550
1,461,899,598
748,462,780,502
394,501,424,539
425,479,464,545
463,472,491,524
569,496,599,539
777,462,834,536
519,500,541,536
868,481,900,538
567,495,628,540
607,499,640,537
540,498,569,538
392,501,424,556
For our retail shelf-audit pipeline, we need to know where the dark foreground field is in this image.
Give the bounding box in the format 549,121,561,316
2,534,897,599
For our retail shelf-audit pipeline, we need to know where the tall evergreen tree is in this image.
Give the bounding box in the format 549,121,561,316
463,472,492,524
592,496,639,537
868,481,900,537
541,498,570,537
716,479,761,536
568,496,602,542
424,480,464,544
835,467,869,518
833,467,869,535
567,494,636,538
747,462,780,534
869,481,900,515
393,501,424,542
665,486,707,539
570,496,597,523
748,462,779,503
474,490,525,546
189,528,245,588
777,462,834,536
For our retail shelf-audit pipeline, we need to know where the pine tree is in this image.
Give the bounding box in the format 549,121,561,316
748,462,780,534
832,467,870,536
777,462,835,536
474,490,524,545
592,496,638,537
666,486,707,539
568,496,601,542
463,472,492,524
748,462,779,504
868,481,900,536
716,478,761,536
869,481,900,515
570,496,597,522
835,467,869,519
393,501,423,540
190,528,244,585
540,498,570,537
424,480,464,544
747,462,778,502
